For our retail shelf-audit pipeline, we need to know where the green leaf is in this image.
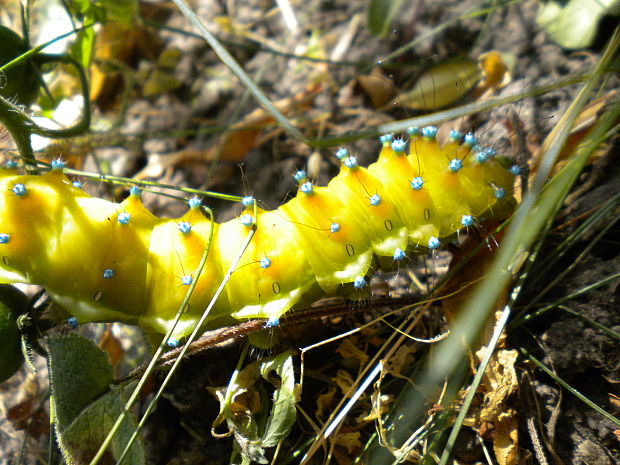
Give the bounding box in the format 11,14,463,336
68,0,93,16
0,26,40,105
102,0,138,23
67,0,133,69
211,352,297,464
259,352,297,448
537,0,620,49
70,25,95,70
47,333,113,429
58,385,145,465
142,70,182,97
367,0,406,37
48,333,145,464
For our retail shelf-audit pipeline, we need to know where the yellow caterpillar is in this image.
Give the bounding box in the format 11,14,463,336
0,127,517,340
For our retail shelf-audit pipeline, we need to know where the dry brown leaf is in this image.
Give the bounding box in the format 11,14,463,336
442,219,517,465
356,392,393,423
470,50,511,100
315,386,337,419
6,397,35,430
142,69,182,97
333,431,363,465
90,22,163,110
7,395,50,438
439,50,511,137
478,349,519,422
134,82,322,180
380,58,481,111
336,338,369,365
479,51,508,88
97,325,124,368
530,91,618,177
356,68,395,108
384,345,416,376
333,369,356,397
229,389,262,416
494,410,519,465
203,81,322,163
334,431,362,454
459,349,519,465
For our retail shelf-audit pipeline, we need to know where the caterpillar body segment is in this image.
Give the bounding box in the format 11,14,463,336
0,128,517,339
217,209,320,319
143,203,226,335
0,169,232,336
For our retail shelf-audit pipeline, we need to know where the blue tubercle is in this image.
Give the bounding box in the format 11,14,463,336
421,126,438,139
178,221,192,235
181,275,193,285
5,160,18,169
67,317,78,329
259,257,271,269
427,236,440,250
391,139,406,153
188,197,201,209
344,156,358,169
117,212,131,224
379,134,394,145
293,170,307,183
335,147,349,160
393,248,406,261
369,194,381,206
449,129,462,142
448,159,463,172
300,181,313,194
461,215,474,227
129,186,141,197
406,126,420,136
410,177,424,190
475,148,490,163
494,187,506,199
509,164,521,176
239,213,254,226
241,196,254,207
11,183,26,196
330,222,340,233
103,269,115,279
353,276,367,289
51,159,65,171
463,133,477,147
0,234,10,244
166,338,180,348
265,316,280,328
484,147,496,158
72,180,83,189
